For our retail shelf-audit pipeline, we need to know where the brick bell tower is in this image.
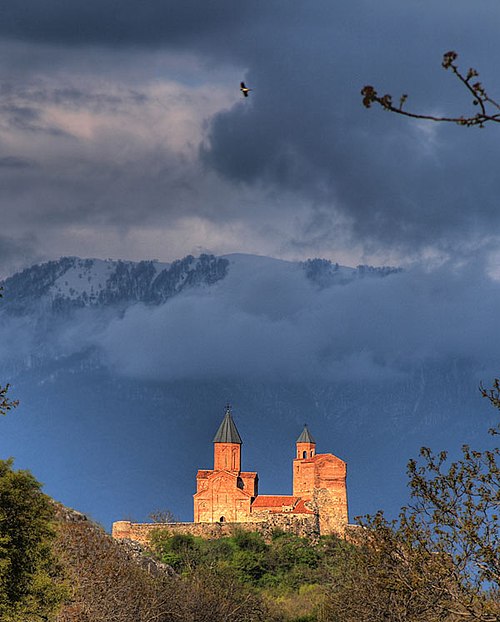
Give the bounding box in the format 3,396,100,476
213,405,242,471
193,405,258,523
293,425,317,499
296,424,316,460
293,424,349,534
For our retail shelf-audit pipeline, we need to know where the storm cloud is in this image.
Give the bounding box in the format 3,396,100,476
2,256,495,386
0,2,500,273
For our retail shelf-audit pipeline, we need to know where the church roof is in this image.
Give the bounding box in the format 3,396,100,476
252,495,299,508
296,424,315,444
213,406,242,444
251,495,315,515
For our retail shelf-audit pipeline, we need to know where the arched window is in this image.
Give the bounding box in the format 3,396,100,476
302,451,307,459
219,516,225,523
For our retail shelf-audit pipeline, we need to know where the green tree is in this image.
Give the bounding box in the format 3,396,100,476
0,385,18,417
0,459,66,621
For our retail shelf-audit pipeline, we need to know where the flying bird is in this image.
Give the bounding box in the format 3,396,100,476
240,82,252,97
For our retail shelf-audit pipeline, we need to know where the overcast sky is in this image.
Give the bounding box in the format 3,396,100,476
1,1,500,276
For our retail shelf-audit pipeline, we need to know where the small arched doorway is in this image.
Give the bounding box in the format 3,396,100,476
219,516,225,522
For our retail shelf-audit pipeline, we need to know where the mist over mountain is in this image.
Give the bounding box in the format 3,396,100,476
0,253,497,530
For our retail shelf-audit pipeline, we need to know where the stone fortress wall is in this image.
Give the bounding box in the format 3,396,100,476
112,406,349,547
112,513,320,546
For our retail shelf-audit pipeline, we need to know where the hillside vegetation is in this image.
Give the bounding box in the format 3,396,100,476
0,450,497,622
52,511,500,622
53,372,500,622
0,286,497,621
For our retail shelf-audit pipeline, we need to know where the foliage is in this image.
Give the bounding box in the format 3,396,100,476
0,459,66,621
397,379,500,619
324,379,500,622
0,289,18,417
0,384,18,417
362,51,500,127
481,378,500,429
150,528,345,621
323,515,460,622
54,518,178,622
150,528,326,591
55,518,271,622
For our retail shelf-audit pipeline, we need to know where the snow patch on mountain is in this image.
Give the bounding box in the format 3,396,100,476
50,258,142,301
1,253,402,318
1,254,229,314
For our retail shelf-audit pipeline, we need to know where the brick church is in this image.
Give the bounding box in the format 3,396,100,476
193,406,349,535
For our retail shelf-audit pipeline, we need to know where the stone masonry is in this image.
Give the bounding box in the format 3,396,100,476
112,406,349,545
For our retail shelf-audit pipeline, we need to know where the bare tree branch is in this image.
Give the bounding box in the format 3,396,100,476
361,51,500,128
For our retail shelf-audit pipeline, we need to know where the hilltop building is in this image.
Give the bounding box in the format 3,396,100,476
112,406,349,544
194,407,348,535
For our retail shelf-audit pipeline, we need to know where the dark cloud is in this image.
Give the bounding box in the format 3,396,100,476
200,2,500,255
0,72,225,235
0,1,265,48
1,1,500,265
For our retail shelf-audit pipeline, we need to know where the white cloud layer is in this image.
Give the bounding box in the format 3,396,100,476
3,257,496,386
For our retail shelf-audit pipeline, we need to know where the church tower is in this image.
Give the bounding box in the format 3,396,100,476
296,424,316,460
193,405,258,523
213,405,242,471
292,424,348,534
293,425,317,499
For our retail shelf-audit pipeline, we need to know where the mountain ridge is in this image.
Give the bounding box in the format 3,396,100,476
0,253,402,316
0,251,494,531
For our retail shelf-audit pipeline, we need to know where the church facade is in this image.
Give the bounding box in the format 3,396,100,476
193,407,349,535
112,406,349,544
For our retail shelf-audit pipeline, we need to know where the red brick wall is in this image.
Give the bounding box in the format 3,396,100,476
213,442,241,471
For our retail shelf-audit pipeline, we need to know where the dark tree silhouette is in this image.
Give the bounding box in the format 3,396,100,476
0,288,18,416
362,51,500,127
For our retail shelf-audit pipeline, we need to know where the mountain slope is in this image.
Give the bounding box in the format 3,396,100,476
1,254,229,314
0,253,496,531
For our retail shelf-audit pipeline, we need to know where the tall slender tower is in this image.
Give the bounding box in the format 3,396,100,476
194,405,257,523
293,425,317,499
293,424,348,534
296,424,316,460
213,405,242,471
